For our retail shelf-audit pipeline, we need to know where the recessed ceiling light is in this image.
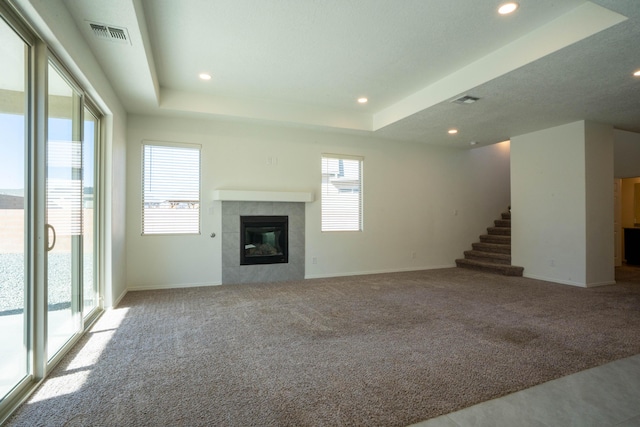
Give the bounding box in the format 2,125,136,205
634,69,640,77
498,2,519,15
448,129,459,135
199,73,212,81
357,97,368,104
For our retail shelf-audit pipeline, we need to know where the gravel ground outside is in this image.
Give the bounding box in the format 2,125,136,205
0,253,94,314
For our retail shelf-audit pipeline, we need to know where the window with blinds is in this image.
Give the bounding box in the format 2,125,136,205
321,154,363,231
142,141,201,235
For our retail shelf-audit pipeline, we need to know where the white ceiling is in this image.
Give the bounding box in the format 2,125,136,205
62,0,640,148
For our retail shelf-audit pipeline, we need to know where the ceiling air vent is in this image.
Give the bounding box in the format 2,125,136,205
451,95,480,105
108,27,128,42
88,21,131,45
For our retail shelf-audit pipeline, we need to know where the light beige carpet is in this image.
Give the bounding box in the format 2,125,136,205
7,267,640,426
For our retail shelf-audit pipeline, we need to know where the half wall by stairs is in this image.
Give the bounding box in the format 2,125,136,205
455,210,524,276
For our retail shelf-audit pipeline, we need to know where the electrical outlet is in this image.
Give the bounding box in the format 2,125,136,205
312,257,317,265
411,252,417,259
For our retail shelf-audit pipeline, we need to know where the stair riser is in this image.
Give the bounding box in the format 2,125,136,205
480,235,511,244
464,250,511,261
455,259,523,276
464,252,511,265
487,227,511,236
472,243,511,254
456,209,523,277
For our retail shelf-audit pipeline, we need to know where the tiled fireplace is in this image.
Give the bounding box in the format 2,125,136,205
220,200,306,284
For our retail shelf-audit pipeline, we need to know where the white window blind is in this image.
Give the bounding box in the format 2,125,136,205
47,140,83,236
321,154,363,231
142,141,201,235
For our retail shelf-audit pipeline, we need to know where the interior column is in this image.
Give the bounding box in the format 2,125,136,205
510,120,614,287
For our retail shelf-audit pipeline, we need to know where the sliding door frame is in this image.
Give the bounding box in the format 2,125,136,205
82,97,103,327
0,3,105,422
0,3,37,419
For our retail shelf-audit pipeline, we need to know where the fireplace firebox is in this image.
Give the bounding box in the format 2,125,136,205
240,216,288,265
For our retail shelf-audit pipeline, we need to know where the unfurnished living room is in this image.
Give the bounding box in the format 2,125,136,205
1,0,640,426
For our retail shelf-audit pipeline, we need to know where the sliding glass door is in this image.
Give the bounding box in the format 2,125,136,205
0,15,28,400
46,62,83,361
0,7,103,415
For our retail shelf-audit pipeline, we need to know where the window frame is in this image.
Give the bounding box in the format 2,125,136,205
141,140,202,236
321,153,363,232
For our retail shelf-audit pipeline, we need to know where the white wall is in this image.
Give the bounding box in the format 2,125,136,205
584,121,614,286
511,122,587,285
511,120,614,287
14,0,128,307
126,115,511,289
614,129,640,178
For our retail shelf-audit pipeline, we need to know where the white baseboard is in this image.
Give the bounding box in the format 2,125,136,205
111,289,128,308
127,281,223,292
523,273,617,288
523,273,586,287
584,280,617,288
125,266,459,291
304,264,456,280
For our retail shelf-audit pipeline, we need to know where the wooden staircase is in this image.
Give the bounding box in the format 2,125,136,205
455,210,524,276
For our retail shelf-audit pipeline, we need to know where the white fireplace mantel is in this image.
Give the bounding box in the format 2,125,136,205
213,189,314,203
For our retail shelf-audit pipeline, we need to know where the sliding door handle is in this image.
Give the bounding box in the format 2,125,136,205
46,224,56,252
